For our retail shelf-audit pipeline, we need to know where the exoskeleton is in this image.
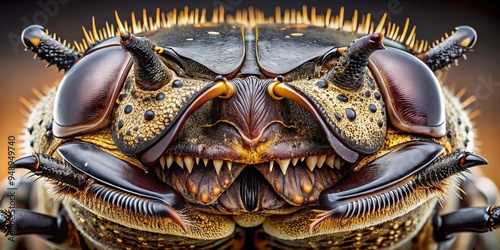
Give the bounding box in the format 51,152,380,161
1,6,499,250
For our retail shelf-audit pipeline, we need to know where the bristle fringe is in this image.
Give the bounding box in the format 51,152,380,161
75,5,429,54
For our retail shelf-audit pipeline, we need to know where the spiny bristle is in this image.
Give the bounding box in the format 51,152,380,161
41,29,77,51
81,27,94,45
91,17,99,43
19,106,31,118
461,95,477,109
19,85,53,154
74,6,428,54
467,109,481,120
455,87,467,99
448,83,481,125
31,88,44,99
474,138,483,148
143,9,149,31
19,96,35,110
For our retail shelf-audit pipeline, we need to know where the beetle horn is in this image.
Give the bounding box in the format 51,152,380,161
325,33,385,91
21,25,81,71
115,12,172,91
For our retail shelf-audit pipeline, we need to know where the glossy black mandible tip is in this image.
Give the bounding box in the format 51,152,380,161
12,155,39,171
461,152,488,169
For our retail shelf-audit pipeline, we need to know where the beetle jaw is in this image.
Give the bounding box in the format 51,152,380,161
149,113,349,212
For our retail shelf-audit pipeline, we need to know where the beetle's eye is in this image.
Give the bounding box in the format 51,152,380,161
368,47,445,137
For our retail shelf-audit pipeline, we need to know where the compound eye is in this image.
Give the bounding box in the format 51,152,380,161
369,47,445,137
53,38,132,137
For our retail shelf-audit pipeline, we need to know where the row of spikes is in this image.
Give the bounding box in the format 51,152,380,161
70,6,432,54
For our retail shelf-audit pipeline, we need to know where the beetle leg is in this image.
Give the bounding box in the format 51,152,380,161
433,205,500,242
0,208,69,243
21,25,81,71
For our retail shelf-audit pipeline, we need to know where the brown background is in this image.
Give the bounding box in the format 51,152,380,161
0,0,499,217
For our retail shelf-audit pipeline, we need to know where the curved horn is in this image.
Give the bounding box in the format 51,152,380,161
115,12,172,91
325,33,385,91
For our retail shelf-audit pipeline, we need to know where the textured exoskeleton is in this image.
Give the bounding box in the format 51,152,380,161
1,6,499,250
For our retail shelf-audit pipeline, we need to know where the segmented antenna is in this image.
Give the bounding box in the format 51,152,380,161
22,25,81,71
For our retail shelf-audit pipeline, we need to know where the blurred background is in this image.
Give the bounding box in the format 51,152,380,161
0,0,499,215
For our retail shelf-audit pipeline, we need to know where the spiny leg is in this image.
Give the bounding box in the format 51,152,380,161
433,205,500,242
0,208,69,243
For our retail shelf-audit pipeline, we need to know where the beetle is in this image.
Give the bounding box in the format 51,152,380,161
1,5,499,249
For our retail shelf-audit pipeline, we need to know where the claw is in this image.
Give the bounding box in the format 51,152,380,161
13,142,188,232
13,154,87,190
11,154,39,171
433,205,500,242
461,153,488,168
318,142,444,216
56,142,187,231
311,145,488,232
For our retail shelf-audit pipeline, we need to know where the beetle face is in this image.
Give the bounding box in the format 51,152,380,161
4,6,499,250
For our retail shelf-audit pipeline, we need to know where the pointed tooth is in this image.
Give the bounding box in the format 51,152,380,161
277,159,291,175
166,155,175,169
326,155,335,168
269,160,274,172
300,157,305,162
213,159,223,174
317,155,326,168
159,156,166,169
203,158,209,167
195,157,200,165
291,158,299,166
175,155,184,169
184,156,194,173
226,161,232,171
334,156,343,169
306,156,318,171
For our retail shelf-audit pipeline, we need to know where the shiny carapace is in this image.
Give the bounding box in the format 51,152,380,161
1,6,499,250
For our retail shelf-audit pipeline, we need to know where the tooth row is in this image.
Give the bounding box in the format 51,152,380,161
159,155,233,174
159,153,344,176
270,154,345,175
